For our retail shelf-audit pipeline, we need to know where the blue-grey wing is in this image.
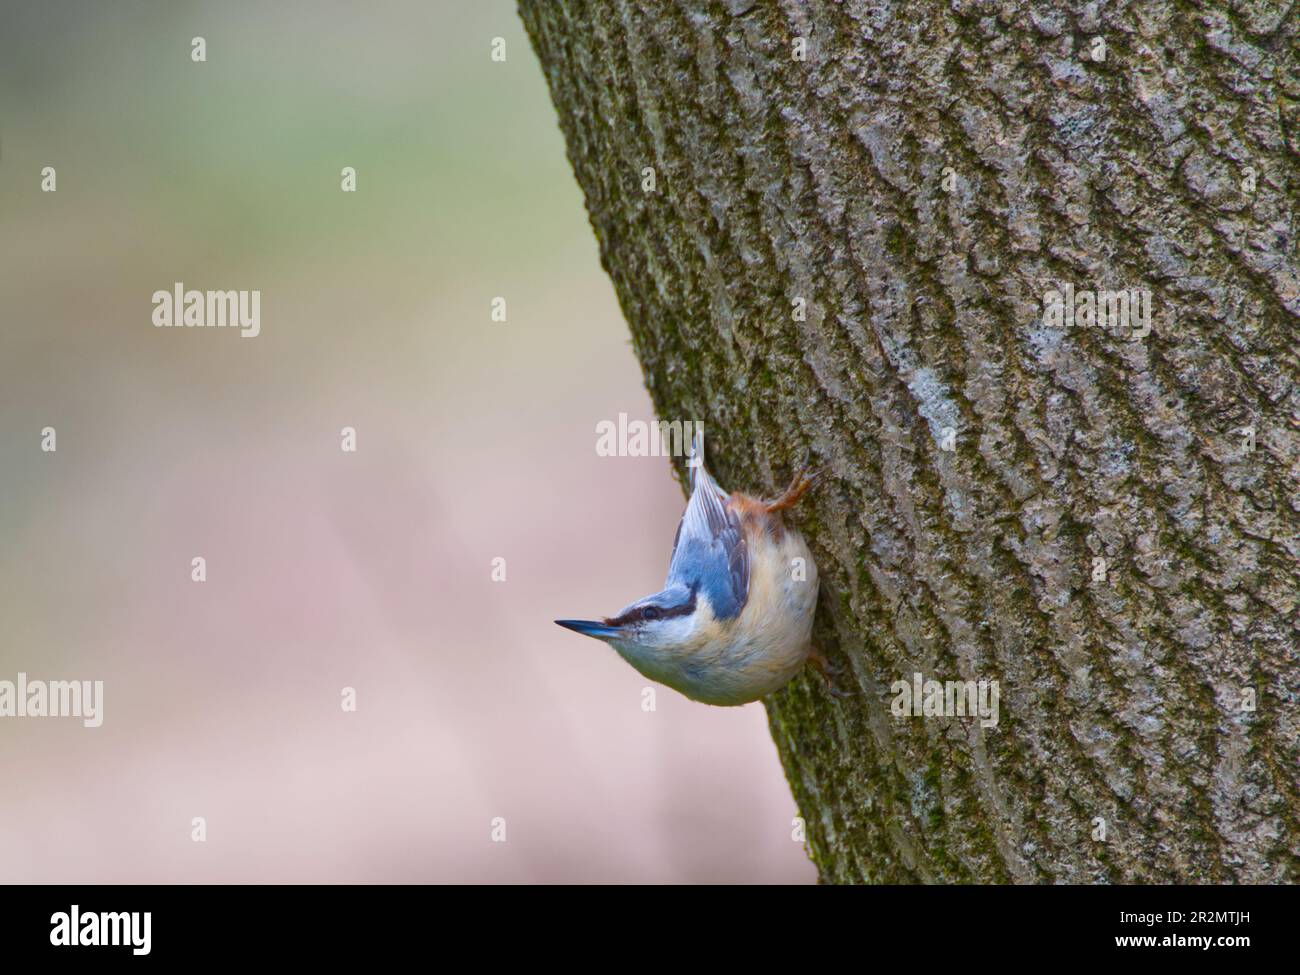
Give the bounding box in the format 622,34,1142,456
666,456,749,621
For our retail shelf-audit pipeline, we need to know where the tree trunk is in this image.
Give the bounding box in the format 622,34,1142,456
518,0,1300,883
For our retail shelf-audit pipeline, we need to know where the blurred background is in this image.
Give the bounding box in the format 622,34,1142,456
0,0,812,882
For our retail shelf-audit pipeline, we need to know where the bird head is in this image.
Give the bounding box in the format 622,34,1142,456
555,582,700,656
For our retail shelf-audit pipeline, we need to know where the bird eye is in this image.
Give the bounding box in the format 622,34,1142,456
642,606,661,621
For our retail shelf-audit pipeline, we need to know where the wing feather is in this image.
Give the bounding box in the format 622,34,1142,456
666,439,749,621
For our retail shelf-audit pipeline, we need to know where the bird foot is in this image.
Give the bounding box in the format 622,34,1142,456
807,648,855,698
765,467,825,514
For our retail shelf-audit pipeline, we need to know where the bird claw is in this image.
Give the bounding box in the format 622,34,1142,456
807,649,855,698
766,465,825,513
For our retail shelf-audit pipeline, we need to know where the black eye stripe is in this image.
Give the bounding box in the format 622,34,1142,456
604,586,698,628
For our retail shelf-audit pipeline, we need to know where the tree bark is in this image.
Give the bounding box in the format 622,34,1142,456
519,0,1300,883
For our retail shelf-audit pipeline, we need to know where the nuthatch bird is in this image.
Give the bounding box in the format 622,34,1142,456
557,432,830,706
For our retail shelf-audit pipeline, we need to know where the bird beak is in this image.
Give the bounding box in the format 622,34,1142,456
555,619,620,640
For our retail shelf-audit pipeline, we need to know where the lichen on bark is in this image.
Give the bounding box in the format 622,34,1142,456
520,0,1300,882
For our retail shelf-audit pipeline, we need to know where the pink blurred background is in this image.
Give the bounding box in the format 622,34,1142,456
0,0,813,882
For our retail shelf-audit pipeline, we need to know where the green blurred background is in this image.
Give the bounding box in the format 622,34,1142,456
0,0,812,881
